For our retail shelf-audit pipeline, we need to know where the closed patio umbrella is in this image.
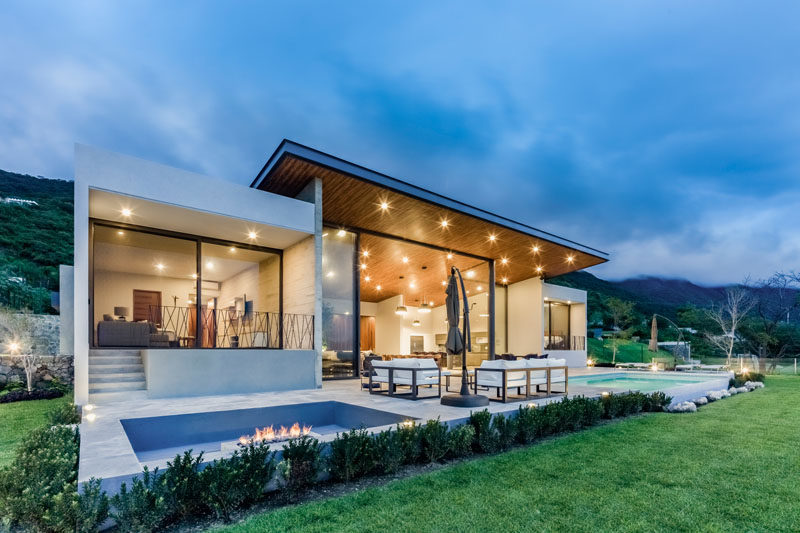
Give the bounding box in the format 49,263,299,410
648,315,658,352
441,266,489,408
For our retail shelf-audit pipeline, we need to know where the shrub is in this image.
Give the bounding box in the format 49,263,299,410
52,477,110,533
419,418,450,463
447,424,475,459
329,428,375,481
0,387,64,403
201,444,276,523
397,422,422,464
161,450,205,521
731,372,765,387
110,467,168,533
537,402,562,436
643,391,670,412
48,402,82,426
280,436,323,499
469,409,499,453
372,429,405,475
0,425,80,531
47,376,71,394
516,405,539,444
491,413,517,451
572,396,604,427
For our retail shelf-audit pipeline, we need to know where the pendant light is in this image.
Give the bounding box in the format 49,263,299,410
418,293,432,313
395,294,408,315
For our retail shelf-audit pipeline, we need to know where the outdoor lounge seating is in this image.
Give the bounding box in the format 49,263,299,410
369,358,442,400
474,357,568,402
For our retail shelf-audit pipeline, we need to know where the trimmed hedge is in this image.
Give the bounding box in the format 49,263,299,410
0,388,64,403
1,391,674,531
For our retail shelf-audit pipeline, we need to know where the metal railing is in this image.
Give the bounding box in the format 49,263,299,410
148,305,314,350
544,335,586,351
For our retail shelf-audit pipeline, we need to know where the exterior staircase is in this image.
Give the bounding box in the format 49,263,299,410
88,349,146,395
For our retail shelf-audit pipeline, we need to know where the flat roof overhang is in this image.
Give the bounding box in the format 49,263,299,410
251,140,609,283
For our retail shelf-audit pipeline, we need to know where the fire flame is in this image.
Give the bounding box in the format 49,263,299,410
239,422,312,445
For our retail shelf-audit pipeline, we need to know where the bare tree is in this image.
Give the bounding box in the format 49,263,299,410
747,272,800,372
606,298,635,365
704,285,755,367
0,307,38,392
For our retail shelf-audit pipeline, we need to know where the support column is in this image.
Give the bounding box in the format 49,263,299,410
489,260,496,360
313,178,323,388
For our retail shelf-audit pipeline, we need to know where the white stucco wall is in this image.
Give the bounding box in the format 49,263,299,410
507,277,544,356
73,144,316,403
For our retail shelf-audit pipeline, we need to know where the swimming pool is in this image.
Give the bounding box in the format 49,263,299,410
569,372,714,393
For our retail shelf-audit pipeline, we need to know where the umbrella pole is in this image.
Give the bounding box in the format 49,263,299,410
441,267,489,408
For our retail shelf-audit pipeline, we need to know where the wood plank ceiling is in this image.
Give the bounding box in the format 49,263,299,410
259,155,608,298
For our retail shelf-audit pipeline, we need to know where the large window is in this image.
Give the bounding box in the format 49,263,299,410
321,227,357,377
91,221,282,349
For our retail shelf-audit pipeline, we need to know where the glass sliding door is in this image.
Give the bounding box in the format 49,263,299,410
200,243,281,348
321,227,357,378
92,225,197,348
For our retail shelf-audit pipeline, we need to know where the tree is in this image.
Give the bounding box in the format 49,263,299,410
0,307,38,391
746,273,800,371
606,297,635,364
704,285,755,367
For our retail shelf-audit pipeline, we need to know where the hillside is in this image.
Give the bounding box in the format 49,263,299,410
0,169,73,313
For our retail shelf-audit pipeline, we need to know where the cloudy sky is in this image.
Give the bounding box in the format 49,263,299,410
1,1,798,284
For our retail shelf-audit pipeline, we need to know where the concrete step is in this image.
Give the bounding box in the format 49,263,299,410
88,381,146,394
88,363,144,374
89,356,142,365
89,372,146,384
89,349,142,357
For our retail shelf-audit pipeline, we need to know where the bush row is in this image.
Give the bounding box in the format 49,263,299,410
730,371,765,388
0,391,671,532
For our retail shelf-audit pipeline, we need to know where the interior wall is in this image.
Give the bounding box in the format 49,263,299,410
94,270,216,328
373,295,444,355
217,264,258,311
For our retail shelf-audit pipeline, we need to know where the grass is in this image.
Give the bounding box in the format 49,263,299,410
0,393,71,466
215,377,800,532
588,337,676,364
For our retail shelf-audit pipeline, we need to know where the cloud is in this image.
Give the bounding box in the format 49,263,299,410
0,0,799,283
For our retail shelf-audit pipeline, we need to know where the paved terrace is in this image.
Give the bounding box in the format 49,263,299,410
78,367,730,493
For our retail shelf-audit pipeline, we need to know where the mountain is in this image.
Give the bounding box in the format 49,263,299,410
0,169,73,313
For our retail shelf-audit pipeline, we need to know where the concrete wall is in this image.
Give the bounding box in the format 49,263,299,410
507,277,544,356
59,266,74,356
283,236,315,316
141,349,317,398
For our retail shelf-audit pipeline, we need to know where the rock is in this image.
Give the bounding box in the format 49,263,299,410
693,396,709,406
745,381,764,390
735,386,748,394
728,387,739,395
668,401,697,413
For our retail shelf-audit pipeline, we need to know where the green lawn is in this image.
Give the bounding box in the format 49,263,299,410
0,394,71,466
216,377,800,532
588,337,676,364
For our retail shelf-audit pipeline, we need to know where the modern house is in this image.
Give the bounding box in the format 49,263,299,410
71,141,608,405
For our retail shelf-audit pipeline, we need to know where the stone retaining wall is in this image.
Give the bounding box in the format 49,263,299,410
0,355,74,389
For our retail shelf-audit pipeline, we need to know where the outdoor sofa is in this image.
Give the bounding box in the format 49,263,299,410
474,358,568,402
369,358,442,400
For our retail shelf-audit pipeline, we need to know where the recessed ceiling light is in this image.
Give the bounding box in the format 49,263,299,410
117,230,124,236
501,258,508,265
376,285,382,290
365,275,371,282
326,271,335,278
536,266,543,273
567,255,575,263
155,263,164,271
489,234,496,242
380,201,389,211
191,273,197,279
466,271,475,279
477,285,483,291
532,245,540,253
206,261,214,269
248,231,257,239
362,250,369,257
410,282,416,288
336,229,346,237
466,290,470,294
121,208,132,217
441,280,447,286
360,263,367,270
229,247,236,252
502,277,508,284
402,256,409,264
440,219,448,228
